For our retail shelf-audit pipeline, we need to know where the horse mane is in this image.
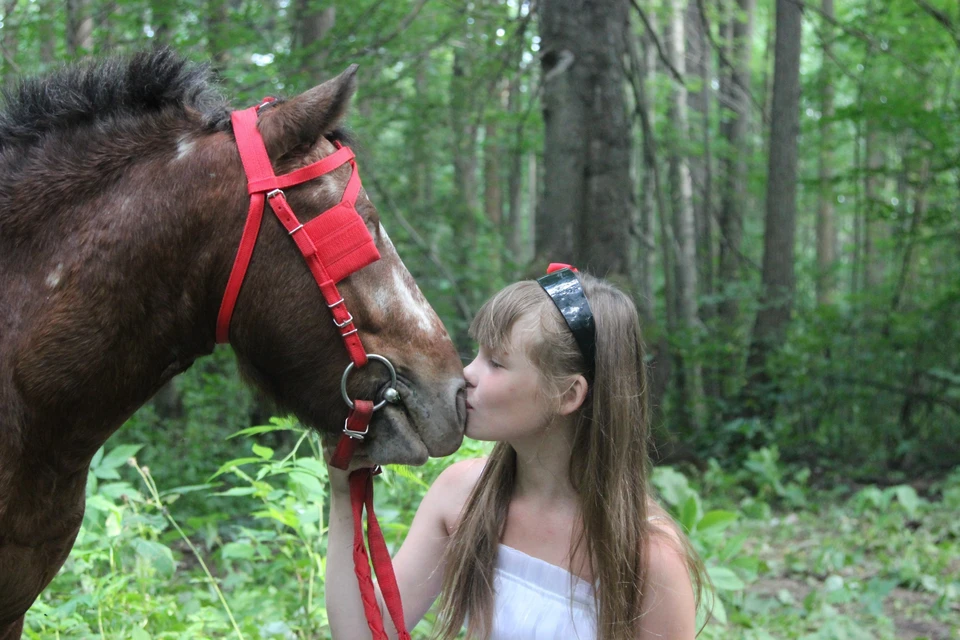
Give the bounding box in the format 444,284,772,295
0,48,231,149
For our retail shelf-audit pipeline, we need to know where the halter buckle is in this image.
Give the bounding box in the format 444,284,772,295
342,417,371,440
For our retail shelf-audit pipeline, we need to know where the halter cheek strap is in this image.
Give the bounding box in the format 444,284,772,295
216,103,377,365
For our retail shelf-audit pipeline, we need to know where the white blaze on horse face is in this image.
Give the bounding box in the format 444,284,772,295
377,224,441,337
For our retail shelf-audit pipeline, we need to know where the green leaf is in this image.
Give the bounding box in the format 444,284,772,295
652,466,692,507
161,483,213,497
252,444,274,459
707,566,745,591
86,494,119,513
221,541,256,560
99,444,143,470
93,467,121,480
227,423,300,439
386,464,430,489
680,494,700,532
131,627,151,640
697,510,738,532
290,471,325,496
208,458,264,481
215,486,257,497
891,485,922,518
132,538,176,577
703,588,727,625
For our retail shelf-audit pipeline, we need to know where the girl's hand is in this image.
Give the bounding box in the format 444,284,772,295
322,440,376,495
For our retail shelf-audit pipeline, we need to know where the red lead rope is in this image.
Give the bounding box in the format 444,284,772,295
350,467,412,640
217,99,409,639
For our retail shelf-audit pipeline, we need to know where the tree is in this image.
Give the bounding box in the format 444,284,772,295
537,0,633,280
666,0,704,427
717,0,755,397
742,0,802,416
66,0,93,56
816,0,837,306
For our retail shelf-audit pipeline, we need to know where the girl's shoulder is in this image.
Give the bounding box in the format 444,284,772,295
437,456,488,483
428,457,488,533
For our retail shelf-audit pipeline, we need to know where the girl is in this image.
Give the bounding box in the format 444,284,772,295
325,267,705,639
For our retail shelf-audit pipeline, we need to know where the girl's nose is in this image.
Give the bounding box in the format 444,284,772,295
463,356,479,388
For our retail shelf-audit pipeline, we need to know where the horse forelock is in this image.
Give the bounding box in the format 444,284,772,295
0,48,230,150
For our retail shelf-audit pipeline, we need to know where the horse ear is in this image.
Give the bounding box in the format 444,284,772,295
258,64,359,160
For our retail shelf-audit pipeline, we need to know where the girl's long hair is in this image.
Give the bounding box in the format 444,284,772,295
433,273,705,640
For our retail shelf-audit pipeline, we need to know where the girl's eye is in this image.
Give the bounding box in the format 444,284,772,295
489,358,503,369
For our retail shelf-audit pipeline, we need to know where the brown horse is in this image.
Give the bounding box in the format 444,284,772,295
0,50,466,638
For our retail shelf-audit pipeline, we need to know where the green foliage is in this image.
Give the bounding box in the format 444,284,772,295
28,431,960,639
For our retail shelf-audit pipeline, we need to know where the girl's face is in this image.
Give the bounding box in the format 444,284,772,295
463,318,554,442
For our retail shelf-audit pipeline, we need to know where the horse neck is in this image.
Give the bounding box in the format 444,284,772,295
1,130,245,469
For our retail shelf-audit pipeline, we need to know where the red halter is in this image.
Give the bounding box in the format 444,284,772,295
217,98,411,639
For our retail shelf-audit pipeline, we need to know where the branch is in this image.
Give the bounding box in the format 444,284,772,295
628,0,685,86
362,169,474,325
468,9,535,131
694,0,767,125
790,0,928,77
362,0,430,53
914,0,960,51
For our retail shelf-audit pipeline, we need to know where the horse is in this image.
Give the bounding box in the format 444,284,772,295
0,50,466,638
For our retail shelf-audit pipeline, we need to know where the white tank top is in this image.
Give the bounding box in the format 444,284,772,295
486,516,668,639
488,544,597,640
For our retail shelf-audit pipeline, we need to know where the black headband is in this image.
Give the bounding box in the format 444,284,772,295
536,267,596,376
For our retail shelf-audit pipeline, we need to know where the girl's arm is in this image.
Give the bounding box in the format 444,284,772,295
325,458,484,639
637,532,698,640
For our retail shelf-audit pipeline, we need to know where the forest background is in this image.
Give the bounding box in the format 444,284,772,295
3,0,958,637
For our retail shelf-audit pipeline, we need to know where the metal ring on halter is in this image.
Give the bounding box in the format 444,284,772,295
340,354,399,412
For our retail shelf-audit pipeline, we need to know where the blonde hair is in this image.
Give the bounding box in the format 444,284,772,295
434,273,705,640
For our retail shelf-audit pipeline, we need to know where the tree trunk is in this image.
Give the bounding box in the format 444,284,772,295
864,126,885,290
1,0,19,83
483,120,503,228
537,0,633,279
293,0,335,80
38,0,57,65
742,0,802,418
718,0,754,398
452,50,480,220
149,0,175,46
638,22,658,318
207,0,230,69
527,151,538,260
815,0,837,305
506,77,526,261
666,0,704,428
686,0,714,304
891,135,931,314
412,66,433,212
66,0,94,56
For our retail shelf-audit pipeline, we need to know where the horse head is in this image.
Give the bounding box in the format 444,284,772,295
219,68,466,465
